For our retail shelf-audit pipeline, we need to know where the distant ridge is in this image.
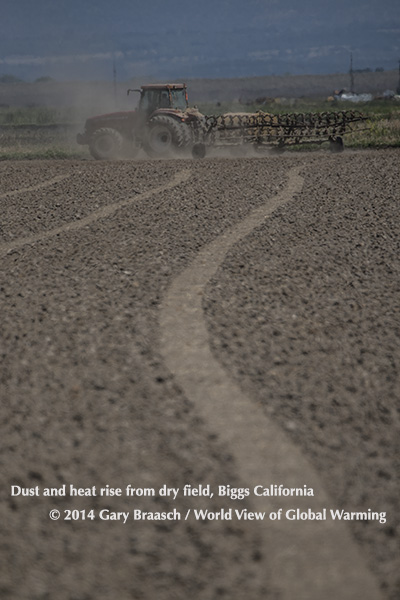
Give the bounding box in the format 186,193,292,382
0,70,398,111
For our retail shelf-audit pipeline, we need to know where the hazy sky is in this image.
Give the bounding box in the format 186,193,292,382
2,0,398,32
1,0,399,80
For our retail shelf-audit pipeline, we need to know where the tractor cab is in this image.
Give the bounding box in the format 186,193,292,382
137,84,189,114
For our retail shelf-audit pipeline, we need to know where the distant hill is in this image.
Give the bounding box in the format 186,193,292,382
0,71,398,113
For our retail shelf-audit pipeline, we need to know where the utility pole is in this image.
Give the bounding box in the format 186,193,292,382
397,59,400,95
349,52,355,94
113,55,117,109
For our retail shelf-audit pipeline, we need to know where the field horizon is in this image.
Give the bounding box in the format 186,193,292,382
0,69,398,113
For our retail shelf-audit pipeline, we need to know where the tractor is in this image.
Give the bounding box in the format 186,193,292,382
77,83,367,159
76,83,204,160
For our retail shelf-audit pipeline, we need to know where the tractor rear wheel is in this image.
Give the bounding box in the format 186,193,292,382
89,128,124,160
144,115,191,158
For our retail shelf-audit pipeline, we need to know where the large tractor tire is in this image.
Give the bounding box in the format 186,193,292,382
144,115,191,158
89,127,124,160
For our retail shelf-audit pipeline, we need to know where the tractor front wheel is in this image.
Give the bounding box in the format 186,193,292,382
89,128,123,160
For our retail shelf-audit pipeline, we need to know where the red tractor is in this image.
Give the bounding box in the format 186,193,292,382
77,83,204,159
77,82,366,159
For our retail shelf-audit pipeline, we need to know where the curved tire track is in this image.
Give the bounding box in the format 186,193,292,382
160,166,383,600
0,169,191,256
0,174,70,200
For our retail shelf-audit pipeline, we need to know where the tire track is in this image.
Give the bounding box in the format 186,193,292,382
0,169,191,256
160,166,383,600
0,174,70,200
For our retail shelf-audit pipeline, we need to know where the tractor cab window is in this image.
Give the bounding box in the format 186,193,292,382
170,89,188,110
140,87,188,112
159,90,170,108
140,90,162,112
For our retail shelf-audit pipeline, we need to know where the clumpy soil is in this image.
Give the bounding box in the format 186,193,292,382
0,150,399,599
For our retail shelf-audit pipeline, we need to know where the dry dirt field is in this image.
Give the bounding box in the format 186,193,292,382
0,149,399,600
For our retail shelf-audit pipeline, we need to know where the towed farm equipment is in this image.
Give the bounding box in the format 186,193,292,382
76,83,366,159
200,110,366,154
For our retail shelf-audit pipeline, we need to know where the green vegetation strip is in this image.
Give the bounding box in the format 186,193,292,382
0,106,77,126
0,100,398,156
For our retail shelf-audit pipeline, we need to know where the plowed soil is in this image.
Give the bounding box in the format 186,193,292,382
0,149,399,600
